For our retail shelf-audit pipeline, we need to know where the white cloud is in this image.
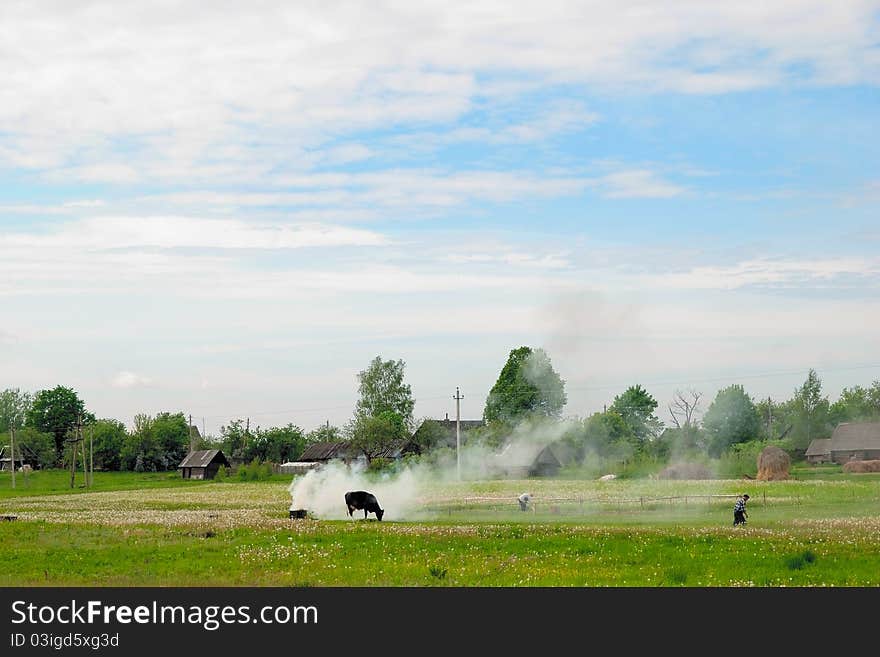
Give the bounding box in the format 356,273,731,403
0,1,875,181
0,217,388,251
112,371,153,389
643,257,880,290
596,170,686,198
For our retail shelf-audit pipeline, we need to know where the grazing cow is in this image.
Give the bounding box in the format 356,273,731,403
344,490,384,521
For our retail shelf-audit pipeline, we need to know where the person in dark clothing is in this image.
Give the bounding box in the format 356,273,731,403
733,494,749,526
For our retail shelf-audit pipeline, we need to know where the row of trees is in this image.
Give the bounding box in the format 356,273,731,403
3,352,879,472
0,386,333,472
471,347,880,466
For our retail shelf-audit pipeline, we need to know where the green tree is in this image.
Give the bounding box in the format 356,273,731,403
0,388,33,434
87,419,127,471
609,384,663,445
220,419,249,461
483,346,566,426
25,386,94,456
306,423,342,444
790,369,831,450
829,383,880,425
348,410,408,464
149,412,190,470
355,356,415,429
244,424,306,463
121,414,159,471
702,385,761,457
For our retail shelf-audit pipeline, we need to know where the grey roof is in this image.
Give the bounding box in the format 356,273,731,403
830,422,880,452
177,449,229,468
374,438,420,459
805,438,832,457
532,444,562,467
297,441,350,462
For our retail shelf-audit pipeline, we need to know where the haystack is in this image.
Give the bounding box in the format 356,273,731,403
658,462,712,480
843,459,880,473
756,445,790,481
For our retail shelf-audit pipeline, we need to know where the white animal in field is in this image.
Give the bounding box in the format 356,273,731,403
598,473,616,481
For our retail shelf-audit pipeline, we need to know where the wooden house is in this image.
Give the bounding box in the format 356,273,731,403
178,449,230,479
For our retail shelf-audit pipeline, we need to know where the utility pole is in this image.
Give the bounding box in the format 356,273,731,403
453,387,464,481
9,423,15,489
80,427,87,488
188,414,194,454
89,423,94,487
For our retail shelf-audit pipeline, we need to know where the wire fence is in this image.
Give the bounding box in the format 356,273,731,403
424,492,760,516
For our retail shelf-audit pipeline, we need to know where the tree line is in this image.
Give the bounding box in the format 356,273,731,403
2,350,879,473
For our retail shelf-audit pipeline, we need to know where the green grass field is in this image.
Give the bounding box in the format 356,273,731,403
1,468,879,586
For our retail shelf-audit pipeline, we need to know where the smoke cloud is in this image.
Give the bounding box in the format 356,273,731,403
288,415,582,520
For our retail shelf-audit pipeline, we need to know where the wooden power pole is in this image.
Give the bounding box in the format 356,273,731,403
9,423,15,489
453,387,464,481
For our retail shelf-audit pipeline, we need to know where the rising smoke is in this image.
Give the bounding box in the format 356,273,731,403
288,415,580,520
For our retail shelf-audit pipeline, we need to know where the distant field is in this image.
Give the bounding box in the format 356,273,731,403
0,469,291,499
1,469,879,586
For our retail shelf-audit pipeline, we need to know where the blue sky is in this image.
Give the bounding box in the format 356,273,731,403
1,2,879,435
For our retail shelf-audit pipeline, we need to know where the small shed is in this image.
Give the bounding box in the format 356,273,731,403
178,449,230,480
0,444,35,472
829,422,880,464
805,438,832,464
528,444,562,477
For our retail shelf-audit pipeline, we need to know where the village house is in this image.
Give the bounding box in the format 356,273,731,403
177,449,230,480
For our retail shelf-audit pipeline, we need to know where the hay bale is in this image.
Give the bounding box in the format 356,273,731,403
658,462,712,480
757,445,790,481
843,459,880,473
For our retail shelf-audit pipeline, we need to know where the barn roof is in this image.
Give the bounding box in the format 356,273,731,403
805,438,832,457
830,422,880,452
177,449,229,469
374,438,420,459
297,441,350,462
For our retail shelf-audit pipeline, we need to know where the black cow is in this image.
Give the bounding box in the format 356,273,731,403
344,490,384,521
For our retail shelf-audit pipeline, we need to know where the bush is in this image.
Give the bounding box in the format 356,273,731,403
215,465,228,480
237,459,273,481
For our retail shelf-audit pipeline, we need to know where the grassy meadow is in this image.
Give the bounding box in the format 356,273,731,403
1,467,879,586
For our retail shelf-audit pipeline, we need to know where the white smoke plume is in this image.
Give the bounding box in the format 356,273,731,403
288,415,582,520
288,460,429,521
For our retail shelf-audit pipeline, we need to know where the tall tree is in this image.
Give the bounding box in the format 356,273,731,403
348,410,408,464
151,412,190,469
355,356,415,429
0,388,32,434
702,384,761,457
25,386,94,456
121,414,158,471
87,419,127,471
483,346,566,425
609,384,663,444
791,369,831,449
829,384,880,425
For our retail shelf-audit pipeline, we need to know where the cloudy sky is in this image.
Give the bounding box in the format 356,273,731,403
2,1,879,435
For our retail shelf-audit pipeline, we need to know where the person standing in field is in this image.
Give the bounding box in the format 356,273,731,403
518,492,532,512
733,494,749,526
